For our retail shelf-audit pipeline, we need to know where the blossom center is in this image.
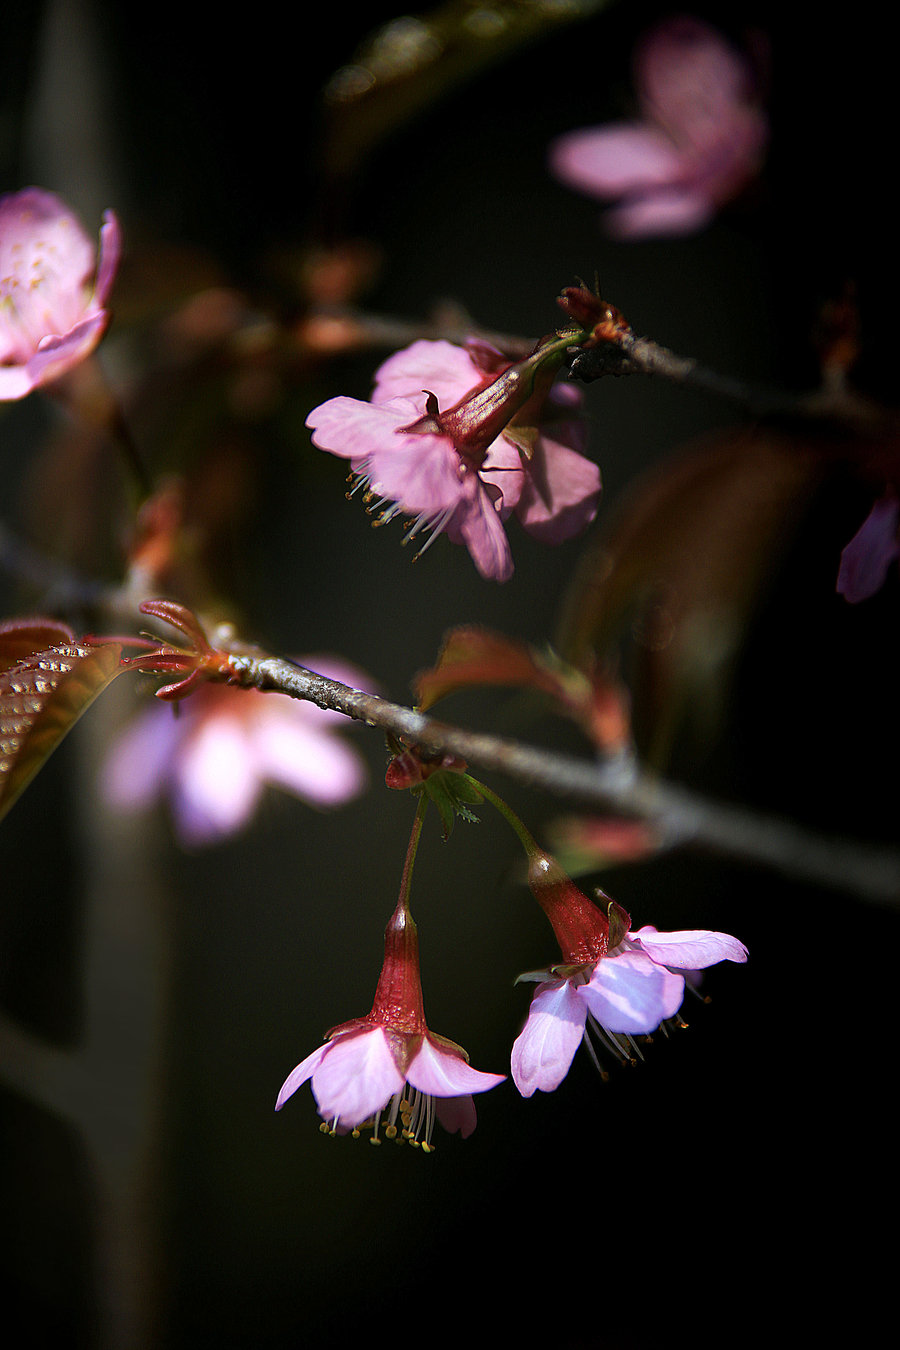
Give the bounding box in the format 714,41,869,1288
1,225,85,358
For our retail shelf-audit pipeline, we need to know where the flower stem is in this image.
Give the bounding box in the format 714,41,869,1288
463,774,540,860
397,793,430,914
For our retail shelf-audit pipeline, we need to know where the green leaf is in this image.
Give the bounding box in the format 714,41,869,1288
0,622,123,822
421,769,482,840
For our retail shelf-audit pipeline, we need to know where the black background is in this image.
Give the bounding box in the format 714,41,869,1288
1,3,895,1347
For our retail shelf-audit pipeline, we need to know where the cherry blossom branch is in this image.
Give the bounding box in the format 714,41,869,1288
229,651,900,905
311,294,892,433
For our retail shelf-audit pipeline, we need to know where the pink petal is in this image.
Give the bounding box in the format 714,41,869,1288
550,123,685,199
837,494,900,602
310,1028,405,1129
372,339,483,407
252,713,367,806
510,979,587,1097
275,1043,330,1110
580,950,685,1034
306,394,422,461
447,475,514,581
172,714,261,844
363,433,464,520
408,1036,505,1098
23,311,110,390
309,395,466,521
0,364,39,400
480,434,527,515
94,210,122,307
515,434,601,542
638,17,753,153
630,927,749,970
102,701,185,810
603,187,715,240
434,1094,478,1139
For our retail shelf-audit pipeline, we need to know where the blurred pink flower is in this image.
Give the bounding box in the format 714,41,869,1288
307,338,600,582
511,854,747,1096
837,491,900,602
549,16,767,239
276,901,504,1147
0,187,121,399
103,656,370,846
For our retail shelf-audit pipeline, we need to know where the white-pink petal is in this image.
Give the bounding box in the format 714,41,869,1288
629,927,749,970
275,1043,330,1111
449,475,515,582
172,712,261,844
310,1028,405,1129
101,701,185,810
550,123,685,198
372,338,482,407
515,434,601,542
580,950,684,1034
510,979,587,1097
408,1036,505,1098
0,188,119,399
251,709,367,806
603,187,715,240
94,211,122,307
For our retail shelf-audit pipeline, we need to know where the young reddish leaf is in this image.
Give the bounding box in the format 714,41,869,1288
414,626,562,711
0,618,79,672
556,428,822,763
0,623,123,821
413,625,630,752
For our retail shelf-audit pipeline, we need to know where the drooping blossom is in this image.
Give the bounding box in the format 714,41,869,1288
306,337,600,582
0,187,121,399
103,656,370,847
276,900,504,1148
510,851,748,1097
837,491,900,602
549,16,767,239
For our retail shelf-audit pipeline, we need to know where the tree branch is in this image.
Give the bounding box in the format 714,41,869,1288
231,652,900,905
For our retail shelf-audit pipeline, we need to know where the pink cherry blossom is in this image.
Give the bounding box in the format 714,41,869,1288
276,1023,504,1145
102,656,370,847
511,852,747,1096
276,901,504,1147
549,17,767,239
0,187,121,399
837,491,900,602
306,338,600,582
511,924,748,1097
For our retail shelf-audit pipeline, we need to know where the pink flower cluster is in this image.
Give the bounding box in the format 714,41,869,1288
276,843,747,1143
103,657,370,847
307,338,600,582
0,187,120,399
549,16,767,239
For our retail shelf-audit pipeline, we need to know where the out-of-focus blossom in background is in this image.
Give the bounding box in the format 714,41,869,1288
0,187,121,399
307,338,600,582
103,657,371,847
549,16,768,239
837,490,900,602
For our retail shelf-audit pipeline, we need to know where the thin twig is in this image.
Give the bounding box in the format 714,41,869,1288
231,652,900,905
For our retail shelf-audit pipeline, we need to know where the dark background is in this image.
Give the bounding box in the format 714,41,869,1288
1,2,895,1347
